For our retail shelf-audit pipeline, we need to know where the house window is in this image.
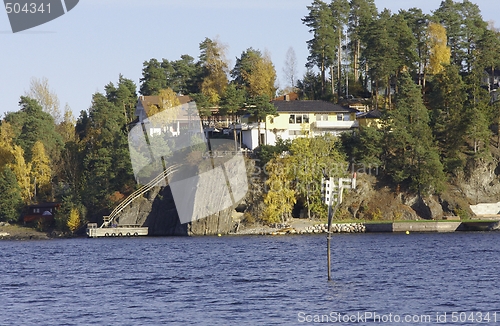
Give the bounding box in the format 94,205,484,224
33,208,40,214
343,114,351,121
337,114,343,121
316,114,328,121
289,114,309,124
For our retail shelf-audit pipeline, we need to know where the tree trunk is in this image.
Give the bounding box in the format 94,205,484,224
330,66,335,97
338,29,342,100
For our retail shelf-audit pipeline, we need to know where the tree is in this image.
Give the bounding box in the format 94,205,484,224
463,70,492,155
302,0,336,96
476,29,500,89
429,64,467,172
384,72,445,195
0,122,15,168
289,134,347,219
30,141,52,202
400,8,431,86
57,104,77,144
283,46,298,89
171,55,200,95
221,84,246,149
26,77,61,123
199,37,230,106
5,96,63,162
263,156,296,224
0,166,23,222
8,145,31,202
348,0,378,82
105,75,138,123
330,0,350,98
296,69,323,100
67,207,81,233
427,22,451,75
363,10,397,108
434,0,487,72
232,48,277,99
247,95,277,146
139,58,167,96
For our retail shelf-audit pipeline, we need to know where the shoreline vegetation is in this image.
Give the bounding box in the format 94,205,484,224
2,217,499,240
2,0,500,234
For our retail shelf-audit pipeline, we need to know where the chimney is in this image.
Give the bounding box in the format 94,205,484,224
285,94,290,101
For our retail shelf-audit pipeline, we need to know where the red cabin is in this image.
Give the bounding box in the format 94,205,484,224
23,203,60,224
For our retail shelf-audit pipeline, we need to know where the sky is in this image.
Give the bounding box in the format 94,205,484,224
1,0,499,119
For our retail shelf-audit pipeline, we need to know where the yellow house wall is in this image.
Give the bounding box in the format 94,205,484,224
266,112,357,129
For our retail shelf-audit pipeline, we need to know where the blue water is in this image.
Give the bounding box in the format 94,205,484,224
0,233,499,325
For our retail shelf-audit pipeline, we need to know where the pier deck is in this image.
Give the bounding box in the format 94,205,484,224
86,223,148,238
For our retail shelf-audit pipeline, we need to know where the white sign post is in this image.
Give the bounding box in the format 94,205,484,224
322,173,356,281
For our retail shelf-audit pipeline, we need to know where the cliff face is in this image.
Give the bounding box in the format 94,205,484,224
115,185,235,236
339,174,472,221
336,152,500,221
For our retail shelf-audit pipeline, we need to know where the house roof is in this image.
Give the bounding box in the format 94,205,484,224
27,202,60,209
138,94,193,114
273,92,299,101
357,110,383,119
272,100,356,114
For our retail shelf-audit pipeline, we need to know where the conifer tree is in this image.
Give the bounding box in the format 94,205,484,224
385,72,445,195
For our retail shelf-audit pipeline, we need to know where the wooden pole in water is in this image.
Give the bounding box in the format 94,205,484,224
327,202,332,281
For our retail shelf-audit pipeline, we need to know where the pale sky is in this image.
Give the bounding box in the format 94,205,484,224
1,0,499,119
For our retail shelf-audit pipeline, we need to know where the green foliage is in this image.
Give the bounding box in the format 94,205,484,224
263,157,296,224
255,138,292,167
139,59,167,96
5,96,63,162
384,72,446,195
0,166,23,222
429,64,468,172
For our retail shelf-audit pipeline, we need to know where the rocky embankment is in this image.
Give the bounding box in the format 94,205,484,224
270,223,366,235
0,222,50,240
236,220,366,235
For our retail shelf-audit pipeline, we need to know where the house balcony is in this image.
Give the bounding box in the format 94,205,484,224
313,120,359,129
231,122,265,130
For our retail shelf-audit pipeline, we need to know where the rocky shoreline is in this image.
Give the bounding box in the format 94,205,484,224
234,219,366,236
0,222,51,240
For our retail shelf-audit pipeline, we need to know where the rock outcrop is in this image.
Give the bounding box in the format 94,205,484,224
116,185,236,236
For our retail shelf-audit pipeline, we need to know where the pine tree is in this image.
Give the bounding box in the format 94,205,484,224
386,72,445,195
429,64,467,172
302,0,336,96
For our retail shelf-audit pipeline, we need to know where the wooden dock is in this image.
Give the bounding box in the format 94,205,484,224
86,223,148,238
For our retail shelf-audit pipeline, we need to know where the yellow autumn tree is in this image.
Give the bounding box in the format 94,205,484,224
200,37,229,105
243,50,277,99
9,145,31,202
427,22,451,75
56,104,77,143
0,122,15,168
67,207,81,233
148,88,181,122
30,141,52,201
263,156,296,224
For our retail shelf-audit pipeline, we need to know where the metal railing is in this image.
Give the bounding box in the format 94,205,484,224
101,164,180,228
